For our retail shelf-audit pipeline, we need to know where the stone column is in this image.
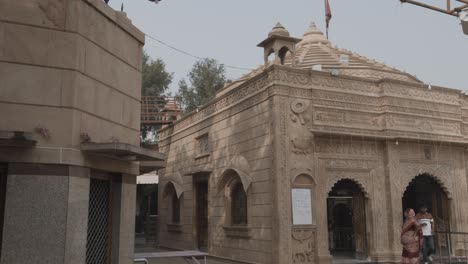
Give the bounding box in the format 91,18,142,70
382,141,403,262
64,166,90,264
270,94,292,264
315,184,333,264
112,174,136,264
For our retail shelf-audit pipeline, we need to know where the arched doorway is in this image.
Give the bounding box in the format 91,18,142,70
402,174,450,228
402,174,450,254
327,179,368,260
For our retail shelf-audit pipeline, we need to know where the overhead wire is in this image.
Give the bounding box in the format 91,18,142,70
144,32,254,71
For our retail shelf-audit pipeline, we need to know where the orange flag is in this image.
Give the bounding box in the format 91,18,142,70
325,0,332,38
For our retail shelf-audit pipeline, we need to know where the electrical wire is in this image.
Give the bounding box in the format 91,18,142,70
144,33,254,71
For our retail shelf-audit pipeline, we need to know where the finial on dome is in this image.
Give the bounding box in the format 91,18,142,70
268,22,290,37
298,21,330,45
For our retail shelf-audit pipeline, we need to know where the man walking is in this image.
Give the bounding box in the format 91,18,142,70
416,205,435,264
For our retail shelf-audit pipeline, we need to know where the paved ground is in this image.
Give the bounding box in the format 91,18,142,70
134,235,234,264
135,247,235,264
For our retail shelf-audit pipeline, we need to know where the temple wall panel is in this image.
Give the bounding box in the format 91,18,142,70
159,98,273,263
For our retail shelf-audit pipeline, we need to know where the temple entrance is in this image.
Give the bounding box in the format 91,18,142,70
327,179,368,260
402,174,449,227
195,178,208,252
402,174,450,253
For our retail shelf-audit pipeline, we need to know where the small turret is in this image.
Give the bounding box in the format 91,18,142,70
257,23,302,67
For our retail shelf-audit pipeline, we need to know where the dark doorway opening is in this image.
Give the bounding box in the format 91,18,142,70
0,165,7,258
195,178,208,252
402,174,450,254
86,172,113,264
402,174,449,224
327,179,367,260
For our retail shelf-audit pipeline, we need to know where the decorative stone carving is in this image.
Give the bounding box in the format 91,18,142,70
292,228,316,263
290,99,310,125
291,135,314,155
315,140,378,156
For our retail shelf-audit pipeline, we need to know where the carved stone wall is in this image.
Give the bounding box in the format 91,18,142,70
159,65,468,264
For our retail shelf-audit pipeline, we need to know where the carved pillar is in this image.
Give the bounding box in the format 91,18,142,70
270,94,292,264
315,185,333,264
383,141,403,262
352,192,367,260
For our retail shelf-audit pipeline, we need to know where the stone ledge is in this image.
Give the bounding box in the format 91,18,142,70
223,225,252,238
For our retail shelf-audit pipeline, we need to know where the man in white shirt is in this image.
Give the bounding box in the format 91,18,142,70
416,205,435,264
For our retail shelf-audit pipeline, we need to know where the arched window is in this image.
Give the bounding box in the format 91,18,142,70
172,192,180,224
231,182,247,226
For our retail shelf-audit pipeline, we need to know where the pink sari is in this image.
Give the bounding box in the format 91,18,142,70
401,208,422,264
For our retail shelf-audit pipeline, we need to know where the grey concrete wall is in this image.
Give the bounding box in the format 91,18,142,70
1,173,69,264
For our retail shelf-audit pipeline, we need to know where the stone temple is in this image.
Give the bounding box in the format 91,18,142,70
158,22,468,263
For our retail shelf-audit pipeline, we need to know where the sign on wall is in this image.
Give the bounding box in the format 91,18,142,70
291,188,312,225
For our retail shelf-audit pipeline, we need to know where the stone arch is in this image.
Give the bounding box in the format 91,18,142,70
398,163,453,199
217,155,252,193
327,178,370,199
265,48,275,63
291,168,316,185
278,46,291,65
163,171,184,198
403,173,452,199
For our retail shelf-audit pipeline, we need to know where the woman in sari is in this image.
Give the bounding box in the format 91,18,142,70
401,208,423,264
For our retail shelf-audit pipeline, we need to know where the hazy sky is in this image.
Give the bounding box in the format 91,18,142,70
109,0,468,94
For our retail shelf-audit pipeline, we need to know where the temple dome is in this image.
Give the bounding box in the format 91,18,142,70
268,22,290,37
287,22,421,83
217,22,421,98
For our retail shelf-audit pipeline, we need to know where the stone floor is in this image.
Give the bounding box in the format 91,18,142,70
134,235,234,264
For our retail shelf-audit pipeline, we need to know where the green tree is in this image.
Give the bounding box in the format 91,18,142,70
140,52,173,143
142,52,173,96
177,58,226,113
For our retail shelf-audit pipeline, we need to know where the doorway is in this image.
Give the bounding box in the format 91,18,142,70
402,174,449,225
402,174,450,254
327,179,367,260
86,172,114,264
195,179,208,252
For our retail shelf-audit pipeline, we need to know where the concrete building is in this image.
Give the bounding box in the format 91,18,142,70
0,1,164,263
158,23,468,263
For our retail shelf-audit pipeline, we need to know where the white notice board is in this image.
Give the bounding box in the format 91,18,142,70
291,188,312,225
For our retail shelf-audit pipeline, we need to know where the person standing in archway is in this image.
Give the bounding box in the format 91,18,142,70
401,208,423,264
416,205,435,263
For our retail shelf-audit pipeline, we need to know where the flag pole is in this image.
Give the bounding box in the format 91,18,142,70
325,0,332,39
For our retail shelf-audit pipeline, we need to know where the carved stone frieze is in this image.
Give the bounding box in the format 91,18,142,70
292,228,316,264
313,90,381,107
313,108,380,129
382,83,460,105
324,159,370,170
386,115,461,136
315,140,379,156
